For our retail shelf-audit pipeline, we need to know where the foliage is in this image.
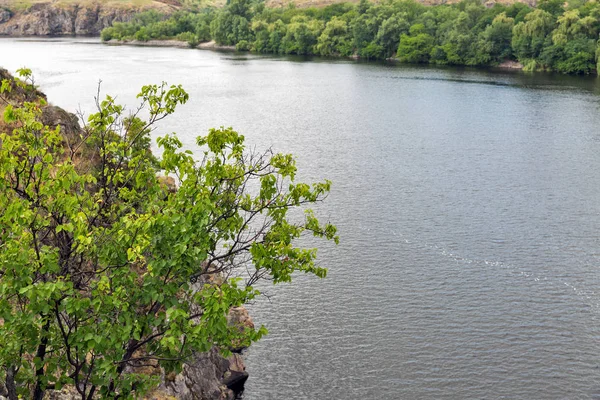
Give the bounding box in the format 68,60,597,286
176,31,200,47
100,0,600,74
280,16,323,55
316,17,353,56
511,9,555,61
397,23,434,63
0,69,338,399
477,12,514,63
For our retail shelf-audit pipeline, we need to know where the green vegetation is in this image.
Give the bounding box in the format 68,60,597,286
102,0,600,74
0,69,337,399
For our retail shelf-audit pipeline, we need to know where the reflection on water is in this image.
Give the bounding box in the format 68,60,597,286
2,37,600,399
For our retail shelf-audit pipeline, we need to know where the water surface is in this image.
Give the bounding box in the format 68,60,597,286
2,37,600,399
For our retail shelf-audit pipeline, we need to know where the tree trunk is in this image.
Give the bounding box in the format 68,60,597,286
32,318,51,400
5,366,18,400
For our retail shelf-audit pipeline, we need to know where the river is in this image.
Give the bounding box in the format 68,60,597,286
2,37,600,399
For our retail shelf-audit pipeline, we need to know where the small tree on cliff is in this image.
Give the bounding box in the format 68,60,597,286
0,69,338,400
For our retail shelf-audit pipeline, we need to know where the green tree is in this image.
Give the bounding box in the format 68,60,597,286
376,15,410,58
432,10,480,65
476,12,514,64
357,0,370,15
210,11,253,45
268,19,288,53
397,23,434,63
547,38,596,74
551,9,597,45
97,0,600,75
210,0,259,45
0,70,337,399
511,9,555,61
537,0,565,17
505,2,532,23
281,16,323,55
316,17,353,56
352,13,380,54
251,19,271,52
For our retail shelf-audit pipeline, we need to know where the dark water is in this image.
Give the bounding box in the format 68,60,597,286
2,37,600,399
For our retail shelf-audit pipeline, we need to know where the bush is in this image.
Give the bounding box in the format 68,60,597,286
236,39,251,51
176,31,200,47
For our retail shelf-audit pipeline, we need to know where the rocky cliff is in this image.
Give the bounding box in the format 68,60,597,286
0,0,178,36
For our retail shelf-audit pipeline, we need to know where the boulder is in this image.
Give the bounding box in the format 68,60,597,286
158,175,178,193
227,306,255,353
152,348,248,400
0,8,11,24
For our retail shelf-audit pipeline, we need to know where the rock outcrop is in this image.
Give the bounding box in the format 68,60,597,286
148,306,254,400
149,347,249,400
0,0,178,36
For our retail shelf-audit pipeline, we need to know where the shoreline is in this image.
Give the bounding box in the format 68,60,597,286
106,38,237,51
106,38,525,71
0,34,526,71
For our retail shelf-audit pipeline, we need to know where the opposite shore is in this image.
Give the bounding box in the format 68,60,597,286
99,37,524,70
105,38,236,51
108,37,525,70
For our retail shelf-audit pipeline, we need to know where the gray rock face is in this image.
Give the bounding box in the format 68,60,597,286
150,306,254,399
0,2,167,36
152,348,248,400
0,8,11,24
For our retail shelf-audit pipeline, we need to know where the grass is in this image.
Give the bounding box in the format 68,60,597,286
1,0,33,11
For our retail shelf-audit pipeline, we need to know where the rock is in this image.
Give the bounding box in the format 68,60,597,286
145,307,253,399
41,105,81,140
227,306,255,332
222,353,249,392
197,40,236,51
44,386,80,399
497,60,524,70
0,1,177,36
193,262,226,286
0,8,11,24
158,175,178,193
227,306,255,352
0,68,46,103
153,347,247,400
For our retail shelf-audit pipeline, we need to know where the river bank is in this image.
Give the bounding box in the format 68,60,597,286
105,38,236,51
105,37,526,71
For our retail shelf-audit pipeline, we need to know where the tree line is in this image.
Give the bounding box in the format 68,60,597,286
101,0,600,74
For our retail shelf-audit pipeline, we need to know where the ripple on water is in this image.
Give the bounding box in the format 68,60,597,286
1,38,600,399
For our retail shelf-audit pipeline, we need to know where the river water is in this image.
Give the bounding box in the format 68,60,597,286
2,37,600,399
